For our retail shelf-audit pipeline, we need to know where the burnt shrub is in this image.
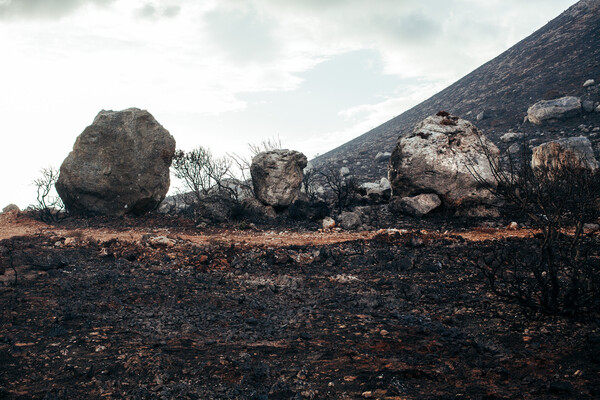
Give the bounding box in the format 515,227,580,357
469,146,600,317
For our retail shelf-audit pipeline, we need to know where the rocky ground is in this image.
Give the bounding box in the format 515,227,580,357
1,212,599,399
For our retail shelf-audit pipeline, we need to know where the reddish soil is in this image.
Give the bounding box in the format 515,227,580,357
1,212,599,399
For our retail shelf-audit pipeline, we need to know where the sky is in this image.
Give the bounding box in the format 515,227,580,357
0,0,579,209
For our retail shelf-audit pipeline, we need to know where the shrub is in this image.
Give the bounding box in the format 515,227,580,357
30,167,64,223
469,146,600,317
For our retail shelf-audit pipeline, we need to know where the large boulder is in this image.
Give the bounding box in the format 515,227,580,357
527,96,582,125
251,149,307,208
531,136,599,172
56,108,176,216
388,113,499,209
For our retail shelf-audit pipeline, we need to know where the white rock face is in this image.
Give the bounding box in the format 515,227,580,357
531,136,599,172
527,96,582,125
251,149,307,207
388,113,499,208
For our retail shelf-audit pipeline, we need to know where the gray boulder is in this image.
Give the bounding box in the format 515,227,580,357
531,136,598,172
338,211,362,230
56,108,176,216
500,131,527,143
240,197,277,219
391,194,442,217
583,100,596,113
388,113,499,209
527,96,582,125
251,150,307,208
374,152,392,163
2,204,20,214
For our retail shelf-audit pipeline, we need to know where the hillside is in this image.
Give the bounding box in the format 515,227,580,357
312,0,600,181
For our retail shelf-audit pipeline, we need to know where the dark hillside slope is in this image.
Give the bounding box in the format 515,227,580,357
312,0,600,181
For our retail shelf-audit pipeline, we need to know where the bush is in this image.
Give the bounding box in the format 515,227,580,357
317,164,359,213
171,147,237,221
470,146,600,317
30,167,64,223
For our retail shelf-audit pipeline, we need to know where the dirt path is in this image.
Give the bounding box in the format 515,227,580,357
0,212,537,247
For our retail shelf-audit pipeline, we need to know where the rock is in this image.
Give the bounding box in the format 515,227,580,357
339,167,350,176
596,104,600,113
393,193,442,217
147,236,176,247
322,217,336,230
388,113,499,209
380,178,391,191
508,221,519,230
2,204,20,214
500,131,526,143
338,211,361,230
358,182,380,193
250,149,307,208
531,136,599,172
583,100,596,113
56,108,175,216
584,223,600,232
240,197,277,219
508,142,524,155
583,79,595,87
374,152,391,163
527,96,581,124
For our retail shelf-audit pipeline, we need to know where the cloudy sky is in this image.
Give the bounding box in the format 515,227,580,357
0,0,578,208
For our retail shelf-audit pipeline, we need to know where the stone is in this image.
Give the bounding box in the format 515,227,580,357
379,178,391,191
500,131,526,143
240,197,277,219
394,193,442,217
339,167,350,176
2,204,20,214
338,211,361,230
374,152,391,163
250,149,307,208
527,96,582,125
388,113,499,209
596,104,600,113
584,223,600,232
322,217,336,230
583,100,596,113
508,142,524,155
147,236,176,247
583,79,595,87
531,136,599,172
56,108,175,216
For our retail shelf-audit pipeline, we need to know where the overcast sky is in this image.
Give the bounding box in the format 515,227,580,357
0,0,578,208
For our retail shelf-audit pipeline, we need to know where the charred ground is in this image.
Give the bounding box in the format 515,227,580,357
1,213,599,399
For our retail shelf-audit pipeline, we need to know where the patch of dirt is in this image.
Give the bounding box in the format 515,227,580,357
1,214,599,399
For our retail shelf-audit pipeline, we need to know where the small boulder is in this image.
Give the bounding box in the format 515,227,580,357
374,152,391,163
390,194,442,217
532,136,599,172
583,100,596,113
388,113,499,209
56,108,176,216
251,150,307,208
527,96,582,125
583,79,595,87
322,217,336,230
2,204,20,214
500,131,527,143
240,197,277,219
338,211,361,230
339,167,350,177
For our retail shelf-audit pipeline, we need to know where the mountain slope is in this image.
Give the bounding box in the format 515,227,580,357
312,0,600,181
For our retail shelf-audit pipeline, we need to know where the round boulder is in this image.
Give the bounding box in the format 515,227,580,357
251,149,307,208
56,108,176,216
388,113,499,209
